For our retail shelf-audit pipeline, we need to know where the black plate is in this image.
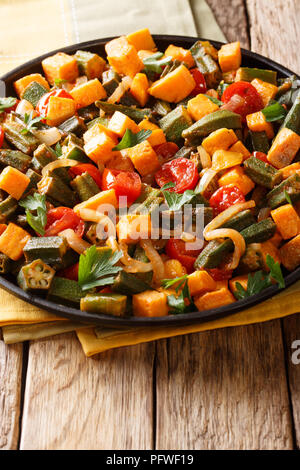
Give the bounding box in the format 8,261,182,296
1,34,299,327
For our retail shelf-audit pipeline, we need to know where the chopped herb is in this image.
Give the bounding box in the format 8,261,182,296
19,192,47,236
262,101,287,122
161,274,189,290
266,254,285,289
78,245,123,291
161,275,193,314
143,52,173,74
161,183,197,211
112,128,152,151
54,78,67,87
21,111,44,135
203,94,223,106
54,142,63,158
0,97,17,114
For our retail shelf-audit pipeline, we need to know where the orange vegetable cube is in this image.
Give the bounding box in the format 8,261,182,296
14,73,50,98
218,165,255,195
74,189,118,216
188,270,216,296
127,140,161,176
251,78,278,107
84,132,118,164
106,151,135,172
164,44,195,68
164,259,187,279
259,240,281,271
194,287,235,311
42,52,79,85
229,275,248,294
0,223,31,260
70,78,106,109
133,290,168,317
46,96,76,127
108,111,140,137
269,231,283,248
211,150,243,171
105,36,143,78
148,64,196,103
0,166,30,200
117,214,152,244
246,111,274,139
228,140,251,160
271,204,300,240
267,128,300,168
137,50,155,61
187,93,219,121
280,234,300,271
218,42,241,72
280,162,300,179
138,119,166,147
83,122,118,144
126,28,156,52
130,73,149,107
202,128,238,155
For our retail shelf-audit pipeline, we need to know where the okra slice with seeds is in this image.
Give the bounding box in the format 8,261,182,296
17,259,55,291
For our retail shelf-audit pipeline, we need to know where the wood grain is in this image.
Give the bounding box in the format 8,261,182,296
19,333,155,450
206,0,250,48
0,341,23,450
156,322,293,450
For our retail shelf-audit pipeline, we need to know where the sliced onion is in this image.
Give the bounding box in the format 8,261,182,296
59,229,91,254
257,207,271,222
140,239,165,284
205,228,246,270
77,208,116,239
74,75,88,87
107,76,133,104
16,99,34,116
203,200,256,238
196,168,217,195
42,158,78,177
221,93,244,112
35,127,61,146
119,241,153,273
197,145,212,169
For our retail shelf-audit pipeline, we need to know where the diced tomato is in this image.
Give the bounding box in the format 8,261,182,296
221,81,263,122
165,238,202,273
36,89,74,119
155,157,199,194
0,126,4,148
57,262,79,281
69,163,102,188
44,207,85,237
153,142,179,163
206,268,233,281
102,168,141,205
252,151,269,164
209,185,245,216
189,68,207,96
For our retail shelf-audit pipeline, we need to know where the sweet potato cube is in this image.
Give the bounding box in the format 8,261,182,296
280,234,300,270
0,166,30,200
218,165,255,195
133,290,168,317
42,52,79,85
74,189,118,216
137,50,155,61
70,78,106,109
108,111,140,137
105,36,143,78
229,275,248,294
269,231,283,248
267,127,300,168
107,151,135,172
46,96,76,126
280,162,300,179
259,241,281,271
75,50,106,79
84,132,117,164
83,122,118,144
251,78,278,107
0,223,31,260
211,150,243,171
14,73,50,98
188,270,216,296
126,28,156,51
202,128,238,155
218,42,241,72
164,44,195,68
138,119,166,147
187,93,219,121
117,214,152,244
228,140,251,160
246,111,274,139
271,204,300,240
148,64,196,103
194,287,236,311
127,140,161,176
130,73,149,107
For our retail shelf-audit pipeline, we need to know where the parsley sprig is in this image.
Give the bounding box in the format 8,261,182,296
161,182,197,211
161,275,194,314
78,246,123,291
234,254,285,300
112,128,152,151
0,97,17,114
19,193,47,236
21,111,44,135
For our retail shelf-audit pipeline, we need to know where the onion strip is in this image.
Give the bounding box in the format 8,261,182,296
196,168,217,195
106,238,153,273
42,159,78,177
107,76,133,104
78,208,116,239
140,239,165,284
205,228,246,270
59,229,91,254
203,200,256,238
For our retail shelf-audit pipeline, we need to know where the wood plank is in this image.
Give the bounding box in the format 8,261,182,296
0,341,23,450
156,322,293,449
206,0,250,48
20,333,154,450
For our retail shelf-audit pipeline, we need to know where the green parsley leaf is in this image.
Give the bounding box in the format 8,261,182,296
54,78,67,87
19,193,47,236
143,52,173,74
203,94,223,106
284,189,293,205
54,142,63,158
266,254,285,289
261,101,287,122
112,128,152,151
21,111,44,135
78,246,123,291
161,182,198,211
0,97,17,114
161,274,189,291
161,275,193,314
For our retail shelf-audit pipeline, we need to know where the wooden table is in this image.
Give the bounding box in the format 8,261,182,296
1,0,300,450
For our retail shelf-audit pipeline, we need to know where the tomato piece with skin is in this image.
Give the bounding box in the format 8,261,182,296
153,142,179,163
57,262,79,281
36,89,74,119
189,68,207,96
209,185,245,216
155,157,199,194
0,126,4,148
69,163,102,188
165,239,202,273
252,151,269,164
221,81,263,122
206,268,233,281
44,207,85,237
102,168,141,205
